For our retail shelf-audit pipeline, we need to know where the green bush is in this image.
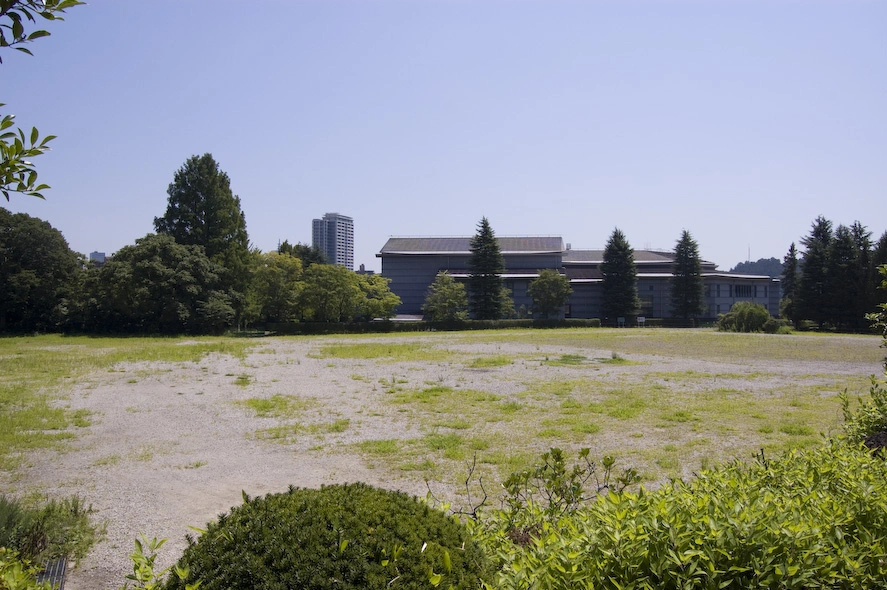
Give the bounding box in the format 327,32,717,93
471,442,887,589
717,301,771,333
0,548,51,590
165,483,492,590
0,495,98,564
762,317,792,334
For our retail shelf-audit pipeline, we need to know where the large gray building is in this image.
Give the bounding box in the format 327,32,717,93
312,213,354,269
377,236,779,320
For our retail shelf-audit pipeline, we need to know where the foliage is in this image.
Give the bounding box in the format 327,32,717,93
1,0,83,201
600,228,639,320
717,301,771,333
278,240,326,267
120,536,199,590
0,495,99,564
472,441,887,589
0,548,50,590
86,234,234,334
501,448,639,522
153,154,251,319
826,224,862,331
165,483,492,590
797,216,832,330
0,207,82,332
356,274,401,321
669,230,705,320
728,257,783,278
468,217,507,321
422,272,469,322
248,251,303,323
527,269,572,320
297,264,362,322
779,242,799,326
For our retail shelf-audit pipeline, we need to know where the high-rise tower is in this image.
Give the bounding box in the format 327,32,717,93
312,212,354,269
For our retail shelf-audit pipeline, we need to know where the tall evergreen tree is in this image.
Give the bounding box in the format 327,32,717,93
826,225,858,330
601,228,640,320
780,243,800,326
873,231,887,308
154,154,251,320
468,217,507,320
798,216,832,330
850,221,874,331
670,230,705,321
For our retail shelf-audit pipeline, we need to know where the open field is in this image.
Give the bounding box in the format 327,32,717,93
0,329,883,589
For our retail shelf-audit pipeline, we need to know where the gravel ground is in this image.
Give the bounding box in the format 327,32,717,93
8,334,878,589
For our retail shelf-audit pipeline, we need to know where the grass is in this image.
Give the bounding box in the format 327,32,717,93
3,328,881,505
0,335,255,472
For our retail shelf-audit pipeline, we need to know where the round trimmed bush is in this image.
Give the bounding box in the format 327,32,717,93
165,483,492,590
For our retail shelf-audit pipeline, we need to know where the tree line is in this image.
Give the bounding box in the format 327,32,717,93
1,154,401,334
781,216,887,332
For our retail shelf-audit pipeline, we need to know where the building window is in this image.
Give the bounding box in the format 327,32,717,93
735,285,753,298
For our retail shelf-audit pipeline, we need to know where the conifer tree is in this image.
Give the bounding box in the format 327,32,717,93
670,230,705,321
798,216,832,330
601,228,640,321
468,217,507,320
780,243,800,326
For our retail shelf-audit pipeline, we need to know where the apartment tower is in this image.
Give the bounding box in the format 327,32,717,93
312,212,354,269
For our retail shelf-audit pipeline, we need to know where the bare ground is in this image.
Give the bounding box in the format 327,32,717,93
9,334,878,589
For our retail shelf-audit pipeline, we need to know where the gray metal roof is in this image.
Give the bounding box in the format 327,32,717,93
379,236,564,255
563,249,678,264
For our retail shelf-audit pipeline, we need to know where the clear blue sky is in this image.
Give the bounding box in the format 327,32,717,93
4,0,885,272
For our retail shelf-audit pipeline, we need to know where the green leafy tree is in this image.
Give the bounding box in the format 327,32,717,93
670,230,705,321
798,216,833,330
528,268,572,319
780,242,800,326
1,0,83,200
154,154,251,319
297,264,362,322
421,272,469,322
468,217,507,320
600,228,640,321
88,234,234,334
873,232,887,309
278,239,326,267
356,274,401,321
729,257,783,278
249,251,303,323
0,207,81,331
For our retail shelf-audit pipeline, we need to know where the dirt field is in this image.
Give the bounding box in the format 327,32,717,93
13,332,880,589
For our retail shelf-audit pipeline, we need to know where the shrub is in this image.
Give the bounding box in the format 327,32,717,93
762,317,792,334
471,442,887,589
165,483,492,590
0,495,99,564
717,301,771,333
0,548,51,590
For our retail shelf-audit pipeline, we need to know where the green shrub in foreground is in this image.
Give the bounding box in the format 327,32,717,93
165,483,492,590
471,441,887,589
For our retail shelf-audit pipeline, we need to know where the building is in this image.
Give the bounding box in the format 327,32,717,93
312,213,354,269
89,251,107,267
377,236,779,320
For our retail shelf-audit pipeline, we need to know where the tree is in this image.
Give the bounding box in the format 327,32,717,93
88,234,234,334
729,257,783,278
670,230,705,321
528,269,572,319
780,243,800,326
298,264,362,323
826,225,860,331
356,274,401,321
422,272,469,322
600,228,640,321
0,207,81,331
798,216,833,330
468,217,507,320
278,240,326,267
249,251,303,324
1,0,83,200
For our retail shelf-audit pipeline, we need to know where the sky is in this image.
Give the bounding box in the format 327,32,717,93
3,0,885,273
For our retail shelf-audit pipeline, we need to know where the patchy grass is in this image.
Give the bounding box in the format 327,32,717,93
315,342,452,362
467,355,513,368
235,394,315,419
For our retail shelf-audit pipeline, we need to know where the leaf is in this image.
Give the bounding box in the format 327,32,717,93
30,126,39,145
